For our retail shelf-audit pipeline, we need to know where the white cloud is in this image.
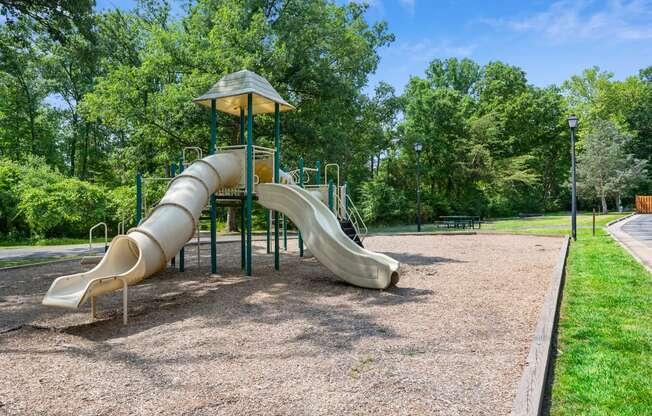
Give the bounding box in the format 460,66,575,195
386,38,477,64
399,0,416,14
479,0,652,42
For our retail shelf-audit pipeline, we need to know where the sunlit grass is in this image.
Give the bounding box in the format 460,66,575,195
550,227,652,415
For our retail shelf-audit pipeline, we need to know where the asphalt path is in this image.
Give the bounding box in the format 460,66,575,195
621,214,652,248
0,233,294,261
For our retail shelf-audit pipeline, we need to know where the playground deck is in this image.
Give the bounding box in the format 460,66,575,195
0,234,562,415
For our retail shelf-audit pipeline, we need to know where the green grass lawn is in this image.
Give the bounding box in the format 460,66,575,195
368,212,629,235
550,230,652,415
372,212,651,415
0,254,83,269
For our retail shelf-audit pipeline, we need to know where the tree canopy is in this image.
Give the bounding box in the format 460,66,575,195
0,0,650,240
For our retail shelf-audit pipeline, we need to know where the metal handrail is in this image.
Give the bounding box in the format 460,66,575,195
324,163,339,186
182,147,203,166
89,222,108,254
338,193,367,241
118,219,125,235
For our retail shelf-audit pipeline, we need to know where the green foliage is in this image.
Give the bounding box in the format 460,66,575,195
0,157,118,240
1,1,651,237
576,120,647,213
359,174,409,224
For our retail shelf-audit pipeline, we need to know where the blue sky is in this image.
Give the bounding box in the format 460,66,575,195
97,0,652,93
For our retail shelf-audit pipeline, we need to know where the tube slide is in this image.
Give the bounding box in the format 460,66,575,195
42,151,243,308
256,183,400,289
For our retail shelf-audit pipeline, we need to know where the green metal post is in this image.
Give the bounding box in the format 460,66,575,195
266,210,271,254
135,173,142,225
246,93,253,276
328,179,334,212
178,157,185,272
344,181,349,220
240,108,245,270
298,157,304,257
210,98,217,274
170,163,177,268
283,214,287,251
274,103,280,270
316,160,321,185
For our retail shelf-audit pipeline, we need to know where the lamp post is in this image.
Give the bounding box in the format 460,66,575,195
568,115,579,241
414,141,423,232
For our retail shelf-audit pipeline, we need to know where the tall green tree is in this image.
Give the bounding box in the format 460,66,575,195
576,120,647,213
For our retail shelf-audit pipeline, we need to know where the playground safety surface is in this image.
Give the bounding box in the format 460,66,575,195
0,234,562,415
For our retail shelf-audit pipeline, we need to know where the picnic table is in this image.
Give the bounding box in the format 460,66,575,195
438,215,482,229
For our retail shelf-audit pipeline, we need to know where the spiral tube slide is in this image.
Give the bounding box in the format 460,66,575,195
42,151,243,309
256,183,400,289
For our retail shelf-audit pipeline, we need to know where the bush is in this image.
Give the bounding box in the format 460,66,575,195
0,157,116,240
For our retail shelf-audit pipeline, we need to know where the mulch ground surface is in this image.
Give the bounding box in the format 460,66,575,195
0,234,562,415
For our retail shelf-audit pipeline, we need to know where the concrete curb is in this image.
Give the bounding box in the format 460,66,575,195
511,235,570,416
605,212,635,227
605,214,652,274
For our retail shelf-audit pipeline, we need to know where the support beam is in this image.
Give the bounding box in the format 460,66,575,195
274,103,280,270
283,214,287,251
178,156,185,272
246,93,253,276
210,98,218,274
266,210,271,254
170,163,177,268
240,108,246,270
298,157,304,257
328,179,334,212
316,160,321,185
344,181,349,220
135,173,142,225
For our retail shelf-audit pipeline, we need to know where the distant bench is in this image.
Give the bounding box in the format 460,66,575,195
436,216,482,230
518,213,545,218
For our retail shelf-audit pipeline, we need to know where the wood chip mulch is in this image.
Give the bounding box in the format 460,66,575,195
0,234,562,415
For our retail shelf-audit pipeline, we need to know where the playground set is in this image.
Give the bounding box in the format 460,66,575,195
42,70,399,324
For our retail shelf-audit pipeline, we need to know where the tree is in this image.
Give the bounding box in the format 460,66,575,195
576,120,647,213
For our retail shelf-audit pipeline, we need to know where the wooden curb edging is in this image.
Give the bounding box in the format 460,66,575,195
511,235,570,416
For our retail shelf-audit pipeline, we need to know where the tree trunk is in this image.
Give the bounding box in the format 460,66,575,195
227,207,238,232
70,113,78,175
601,194,608,214
81,123,89,179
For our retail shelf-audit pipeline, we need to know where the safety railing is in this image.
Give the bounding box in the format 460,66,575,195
214,145,275,196
182,146,203,169
89,222,108,254
336,192,367,242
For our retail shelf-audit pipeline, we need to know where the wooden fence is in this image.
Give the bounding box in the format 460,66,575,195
636,195,652,213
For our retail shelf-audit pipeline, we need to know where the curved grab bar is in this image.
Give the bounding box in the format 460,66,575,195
89,222,108,254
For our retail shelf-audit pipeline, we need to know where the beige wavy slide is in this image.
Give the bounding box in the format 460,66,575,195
42,152,400,315
257,183,399,289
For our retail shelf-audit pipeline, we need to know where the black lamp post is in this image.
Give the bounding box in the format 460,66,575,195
414,141,423,232
568,115,579,241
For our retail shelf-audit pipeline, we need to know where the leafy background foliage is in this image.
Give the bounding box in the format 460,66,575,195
0,0,650,240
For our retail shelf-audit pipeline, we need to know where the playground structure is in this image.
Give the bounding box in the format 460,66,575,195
42,70,399,323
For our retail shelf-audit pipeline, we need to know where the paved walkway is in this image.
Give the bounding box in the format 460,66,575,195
607,214,652,271
0,233,295,261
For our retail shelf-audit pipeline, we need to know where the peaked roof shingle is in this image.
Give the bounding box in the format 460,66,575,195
193,70,295,116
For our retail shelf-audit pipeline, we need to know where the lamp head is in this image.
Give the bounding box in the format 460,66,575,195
414,142,423,153
567,115,579,129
